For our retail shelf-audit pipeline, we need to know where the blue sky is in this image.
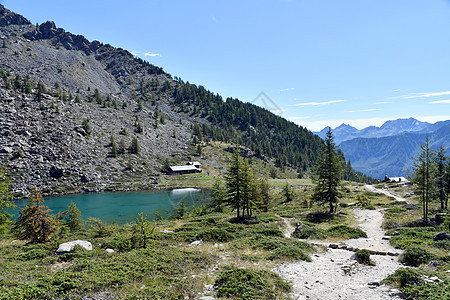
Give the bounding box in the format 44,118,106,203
3,0,450,131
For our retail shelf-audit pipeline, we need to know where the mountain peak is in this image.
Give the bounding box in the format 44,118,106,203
0,4,31,27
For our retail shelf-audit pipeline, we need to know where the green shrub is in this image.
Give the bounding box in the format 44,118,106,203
254,228,284,237
355,249,375,266
325,225,367,239
198,228,235,242
214,267,291,299
292,223,325,239
382,267,423,287
266,246,311,262
399,246,438,267
433,240,450,250
387,227,436,249
14,248,48,261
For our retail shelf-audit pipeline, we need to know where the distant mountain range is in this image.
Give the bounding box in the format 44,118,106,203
315,118,450,179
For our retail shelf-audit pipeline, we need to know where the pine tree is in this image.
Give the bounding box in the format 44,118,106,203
131,212,154,248
118,138,127,154
311,128,342,213
0,168,15,233
257,176,272,212
14,190,58,243
225,148,254,219
64,201,83,232
434,146,448,210
408,136,435,223
82,118,91,135
282,183,295,202
111,136,118,157
129,137,140,154
211,178,226,212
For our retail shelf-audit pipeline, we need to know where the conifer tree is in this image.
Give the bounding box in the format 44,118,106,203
409,137,435,223
118,138,127,154
311,128,342,213
211,178,226,212
111,136,118,157
225,148,254,219
257,176,272,212
14,190,58,243
282,183,295,202
0,168,14,233
64,201,83,232
129,137,140,154
434,146,448,210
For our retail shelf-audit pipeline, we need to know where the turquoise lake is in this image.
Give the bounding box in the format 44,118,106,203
12,189,210,225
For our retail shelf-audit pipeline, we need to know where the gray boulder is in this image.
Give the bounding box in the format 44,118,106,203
49,166,64,179
56,240,93,254
433,232,450,241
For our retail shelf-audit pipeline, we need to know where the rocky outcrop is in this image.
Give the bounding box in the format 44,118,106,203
0,5,31,27
23,21,102,55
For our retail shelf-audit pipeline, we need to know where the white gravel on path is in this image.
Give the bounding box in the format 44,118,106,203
275,205,404,299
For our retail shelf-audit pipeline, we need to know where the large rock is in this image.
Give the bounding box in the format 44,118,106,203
433,232,450,241
56,240,93,254
49,166,64,179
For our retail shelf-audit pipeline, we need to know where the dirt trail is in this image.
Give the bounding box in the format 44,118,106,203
275,207,403,299
364,185,407,202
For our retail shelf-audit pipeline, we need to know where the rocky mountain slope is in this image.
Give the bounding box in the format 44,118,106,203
0,5,326,197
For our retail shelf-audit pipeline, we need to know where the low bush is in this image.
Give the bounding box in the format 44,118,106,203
292,223,325,239
433,240,450,250
382,268,450,299
382,267,423,287
266,246,311,262
13,248,49,261
355,249,375,266
387,227,436,249
325,225,367,239
214,267,291,299
198,228,235,242
399,246,438,267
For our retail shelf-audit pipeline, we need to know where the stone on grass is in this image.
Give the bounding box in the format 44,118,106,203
433,232,450,241
56,240,92,254
189,240,203,246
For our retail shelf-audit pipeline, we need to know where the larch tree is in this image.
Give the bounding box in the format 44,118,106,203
0,168,15,233
64,201,83,232
434,146,448,211
311,128,343,213
14,190,59,243
225,148,253,219
408,136,435,223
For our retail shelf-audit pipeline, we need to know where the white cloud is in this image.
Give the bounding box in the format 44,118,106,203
375,101,393,105
279,87,295,92
396,91,450,99
130,51,138,56
144,51,161,57
429,99,450,104
288,116,310,121
295,100,344,106
347,108,381,113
